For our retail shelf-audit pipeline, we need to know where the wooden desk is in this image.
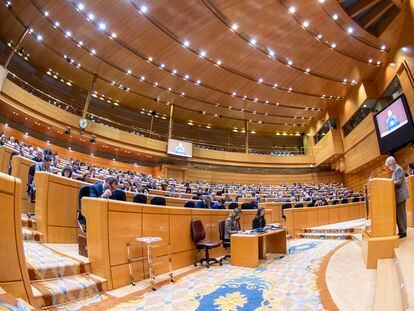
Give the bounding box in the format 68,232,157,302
230,229,287,268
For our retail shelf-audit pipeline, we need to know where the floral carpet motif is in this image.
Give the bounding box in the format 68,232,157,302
103,239,342,311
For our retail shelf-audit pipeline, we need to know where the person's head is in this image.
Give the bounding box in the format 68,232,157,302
385,156,397,171
83,172,91,183
205,195,212,207
105,177,118,191
255,207,265,218
61,166,73,178
43,155,52,169
36,149,44,159
230,208,242,220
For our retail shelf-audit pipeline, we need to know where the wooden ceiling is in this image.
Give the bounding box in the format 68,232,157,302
0,0,406,135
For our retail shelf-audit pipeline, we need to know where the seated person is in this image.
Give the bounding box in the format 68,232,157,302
90,177,118,199
32,149,44,162
195,195,213,208
34,155,53,173
224,208,242,240
252,207,266,230
61,166,73,178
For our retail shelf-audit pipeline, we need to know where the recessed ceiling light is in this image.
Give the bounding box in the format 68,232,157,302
303,21,309,28
331,43,336,48
305,68,310,72
232,91,236,96
184,74,189,79
160,63,165,68
288,6,296,14
36,34,43,41
65,30,72,37
250,38,257,46
91,49,96,55
347,27,354,34
332,14,339,20
140,5,148,13
77,3,85,10
111,32,117,38
231,23,238,31
368,58,373,63
87,13,95,20
268,49,275,57
258,78,263,83
183,40,190,47
288,60,293,65
44,11,49,16
127,69,132,74
199,50,207,57
216,59,222,65
54,21,60,27
380,45,386,50
98,22,106,31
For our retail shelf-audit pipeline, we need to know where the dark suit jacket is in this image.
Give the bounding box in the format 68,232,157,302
90,182,115,199
252,217,266,229
393,165,409,203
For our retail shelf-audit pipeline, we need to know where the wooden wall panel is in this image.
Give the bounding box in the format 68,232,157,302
0,145,14,174
11,156,35,213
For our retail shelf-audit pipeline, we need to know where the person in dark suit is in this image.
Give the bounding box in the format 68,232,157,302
90,177,118,199
386,156,409,238
252,207,266,230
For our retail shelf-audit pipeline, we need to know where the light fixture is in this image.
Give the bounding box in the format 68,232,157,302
65,30,72,37
380,45,386,51
288,60,293,65
160,63,165,68
36,34,43,41
140,5,148,13
216,59,222,65
258,78,263,83
231,23,238,31
111,32,117,38
183,40,190,47
196,79,201,84
77,3,85,10
54,21,60,27
98,22,106,31
140,75,145,80
305,68,310,73
303,21,309,28
172,69,177,74
199,50,207,57
368,58,373,63
331,42,336,48
127,69,132,74
347,27,354,34
87,13,95,20
288,6,296,14
148,56,153,61
250,38,257,46
91,49,96,55
268,49,275,57
44,11,49,16
184,74,189,80
317,34,323,39
332,14,339,20
232,91,236,96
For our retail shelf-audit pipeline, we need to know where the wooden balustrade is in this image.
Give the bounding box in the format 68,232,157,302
0,172,33,304
284,202,366,236
82,197,271,290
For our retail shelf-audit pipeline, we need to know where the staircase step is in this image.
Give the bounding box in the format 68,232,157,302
43,293,109,311
22,228,43,242
31,273,106,308
24,242,89,281
302,228,359,234
21,213,37,230
373,259,403,311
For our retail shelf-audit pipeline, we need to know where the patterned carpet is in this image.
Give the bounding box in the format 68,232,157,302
82,239,344,311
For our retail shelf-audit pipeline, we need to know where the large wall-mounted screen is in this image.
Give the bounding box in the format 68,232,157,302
167,139,193,157
374,94,414,154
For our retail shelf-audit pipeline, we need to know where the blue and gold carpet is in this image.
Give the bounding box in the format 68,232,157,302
94,239,343,311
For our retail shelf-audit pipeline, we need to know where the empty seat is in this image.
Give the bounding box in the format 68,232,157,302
294,203,303,208
184,201,195,208
352,197,360,202
228,202,239,209
191,219,221,268
133,193,147,204
241,202,255,210
341,198,349,204
114,189,126,201
151,196,166,206
219,220,231,263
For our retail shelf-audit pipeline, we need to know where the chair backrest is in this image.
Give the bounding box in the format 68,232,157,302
79,185,92,201
341,198,349,204
332,200,339,205
133,193,147,204
114,189,126,201
241,202,254,210
228,202,239,209
184,200,195,208
352,197,359,202
281,203,292,209
294,203,303,208
219,220,226,241
151,196,166,206
27,163,36,184
191,219,206,243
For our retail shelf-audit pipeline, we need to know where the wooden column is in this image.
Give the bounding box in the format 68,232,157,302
4,28,29,69
245,120,249,154
168,104,174,140
82,75,98,119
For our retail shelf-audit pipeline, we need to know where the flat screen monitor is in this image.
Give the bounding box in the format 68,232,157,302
167,139,193,157
373,94,414,154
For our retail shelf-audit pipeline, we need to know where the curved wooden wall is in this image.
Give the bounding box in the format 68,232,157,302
284,202,366,236
0,172,33,304
82,198,271,290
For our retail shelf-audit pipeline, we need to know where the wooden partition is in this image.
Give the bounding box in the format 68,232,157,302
0,172,33,304
82,198,271,290
284,202,365,236
10,155,35,213
258,202,283,223
0,145,14,174
34,172,87,243
407,175,414,227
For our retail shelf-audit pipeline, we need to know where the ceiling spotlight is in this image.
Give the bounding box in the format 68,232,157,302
288,60,293,65
319,0,325,3
273,83,278,88
196,79,201,84
77,3,85,10
268,49,275,57
172,69,177,74
181,92,185,96
232,91,236,96
140,5,148,13
127,69,132,74
111,32,117,38
376,61,381,65
91,49,96,55
216,59,222,65
87,13,95,20
54,21,60,27
258,78,263,83
288,87,293,91
305,68,310,73
288,6,296,14
231,23,238,31
347,27,354,34
98,22,106,31
199,50,207,57
36,34,43,41
148,56,153,61
368,58,373,63
44,11,49,16
317,34,323,39
184,74,189,80
303,21,309,28
65,30,72,37
183,40,190,47
140,75,145,80
331,42,336,48
332,14,339,20
380,45,386,50
78,41,83,46
250,38,257,46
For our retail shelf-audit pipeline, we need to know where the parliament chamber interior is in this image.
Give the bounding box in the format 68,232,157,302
1,0,414,310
